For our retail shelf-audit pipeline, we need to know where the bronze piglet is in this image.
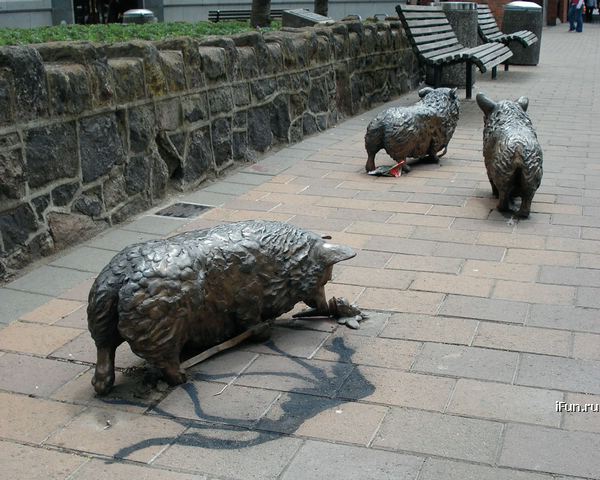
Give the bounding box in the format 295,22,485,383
87,220,355,395
476,93,543,218
365,87,460,173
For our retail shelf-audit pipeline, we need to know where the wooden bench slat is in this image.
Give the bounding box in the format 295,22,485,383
402,11,449,19
476,5,538,48
409,25,456,35
417,37,462,54
404,18,454,28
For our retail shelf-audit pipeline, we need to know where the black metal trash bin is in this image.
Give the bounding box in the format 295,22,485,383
503,1,542,65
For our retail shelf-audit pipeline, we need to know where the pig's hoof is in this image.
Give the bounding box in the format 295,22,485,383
516,209,530,219
164,369,187,386
253,324,272,342
92,372,115,396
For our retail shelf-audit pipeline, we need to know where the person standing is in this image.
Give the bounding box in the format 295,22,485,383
569,0,584,31
585,0,596,22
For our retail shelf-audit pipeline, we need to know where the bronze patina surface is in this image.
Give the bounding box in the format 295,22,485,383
364,87,460,173
87,220,355,395
476,93,543,218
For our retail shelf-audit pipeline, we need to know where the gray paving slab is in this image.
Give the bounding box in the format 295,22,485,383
4,266,94,297
0,288,53,324
420,458,552,480
499,423,600,479
528,304,600,333
49,246,120,273
177,190,236,206
86,229,162,252
202,181,257,195
439,295,529,323
281,440,423,480
121,215,188,235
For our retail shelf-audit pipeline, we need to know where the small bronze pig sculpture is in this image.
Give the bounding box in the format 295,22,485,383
365,87,460,173
476,93,543,218
87,220,355,394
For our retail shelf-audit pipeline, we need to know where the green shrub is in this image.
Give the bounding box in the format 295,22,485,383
0,21,281,46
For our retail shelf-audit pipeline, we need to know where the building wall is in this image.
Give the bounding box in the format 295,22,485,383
0,21,420,280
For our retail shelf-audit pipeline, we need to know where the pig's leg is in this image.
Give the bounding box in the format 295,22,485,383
92,339,122,395
497,190,512,212
365,151,377,173
516,191,534,218
160,356,187,386
486,170,499,198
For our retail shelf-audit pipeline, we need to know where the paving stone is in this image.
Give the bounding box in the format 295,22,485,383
333,266,414,290
51,369,165,414
50,331,142,369
343,250,392,268
121,215,188,234
69,459,208,480
203,181,257,196
576,286,600,308
528,304,600,333
226,171,272,185
335,310,391,337
514,222,581,239
461,259,539,282
433,242,505,261
19,298,83,324
473,323,571,356
234,355,354,396
178,190,236,206
410,272,494,297
53,305,88,328
373,408,503,463
539,266,600,287
313,331,421,369
549,236,600,254
357,288,445,315
411,343,518,383
572,332,600,360
447,378,562,427
499,423,600,478
516,353,600,395
0,289,54,324
439,295,528,323
259,393,388,445
346,220,414,238
337,365,455,411
154,425,302,480
367,236,437,256
46,406,187,462
86,229,162,251
386,253,463,274
49,246,121,273
5,266,93,297
0,391,85,443
380,313,478,345
156,381,279,426
561,393,600,433
281,440,423,480
0,440,86,480
241,326,329,359
493,280,575,305
0,321,81,355
388,212,453,228
0,353,87,396
476,231,547,250
58,276,96,301
419,458,552,480
411,226,478,244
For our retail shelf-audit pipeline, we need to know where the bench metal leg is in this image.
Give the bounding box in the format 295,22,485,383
466,62,473,99
491,66,497,80
504,62,509,71
433,66,442,88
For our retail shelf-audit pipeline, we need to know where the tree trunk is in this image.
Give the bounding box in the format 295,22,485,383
314,0,328,17
251,0,272,27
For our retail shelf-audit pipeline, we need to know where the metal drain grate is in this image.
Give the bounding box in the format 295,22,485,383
155,202,212,218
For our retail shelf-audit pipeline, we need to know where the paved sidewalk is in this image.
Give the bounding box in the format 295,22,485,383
2,24,600,480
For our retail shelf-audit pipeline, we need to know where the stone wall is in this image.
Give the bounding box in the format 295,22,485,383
0,20,420,280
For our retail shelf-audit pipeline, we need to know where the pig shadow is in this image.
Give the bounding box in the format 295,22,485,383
112,335,374,459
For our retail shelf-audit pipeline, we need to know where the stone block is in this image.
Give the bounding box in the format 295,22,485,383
208,87,233,115
212,117,233,168
108,58,146,102
25,122,78,189
198,46,228,83
182,92,208,124
45,63,91,115
0,149,25,200
48,212,105,250
0,203,38,253
158,50,186,92
155,97,181,131
412,343,518,383
248,106,274,152
128,104,155,154
184,126,213,185
373,407,503,463
51,182,79,206
79,113,126,183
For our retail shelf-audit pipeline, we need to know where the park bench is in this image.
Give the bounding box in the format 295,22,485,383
395,4,513,99
208,9,284,22
477,5,538,48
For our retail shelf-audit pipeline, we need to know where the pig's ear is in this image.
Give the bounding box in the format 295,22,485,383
476,93,496,116
517,96,529,112
450,87,458,100
320,243,356,265
418,87,434,98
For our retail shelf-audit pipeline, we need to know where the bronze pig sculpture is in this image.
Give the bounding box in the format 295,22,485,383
87,220,355,395
365,87,460,173
476,93,543,218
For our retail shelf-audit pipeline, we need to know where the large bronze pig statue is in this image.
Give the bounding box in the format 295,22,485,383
87,220,355,394
365,87,460,173
476,93,543,218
